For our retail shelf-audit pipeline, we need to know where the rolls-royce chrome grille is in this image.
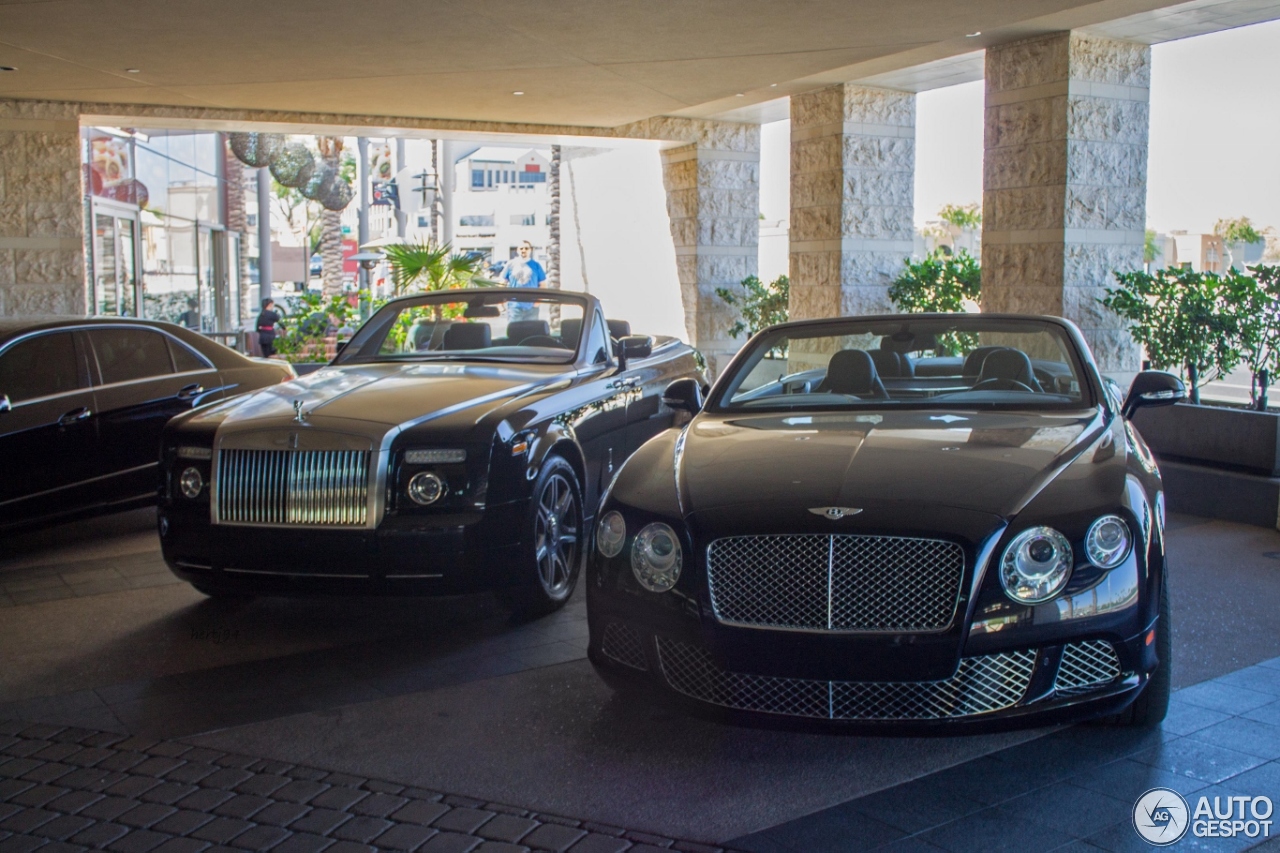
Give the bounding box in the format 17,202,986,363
215,449,370,527
657,637,1035,720
706,534,965,633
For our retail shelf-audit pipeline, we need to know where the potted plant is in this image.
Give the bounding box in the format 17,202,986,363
716,274,789,388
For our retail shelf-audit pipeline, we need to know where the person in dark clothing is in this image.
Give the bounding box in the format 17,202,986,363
256,297,284,357
177,298,200,330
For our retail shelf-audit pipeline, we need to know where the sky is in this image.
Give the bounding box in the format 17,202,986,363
762,18,1280,236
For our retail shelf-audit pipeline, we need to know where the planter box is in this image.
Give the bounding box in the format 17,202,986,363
1131,402,1280,529
1131,402,1280,476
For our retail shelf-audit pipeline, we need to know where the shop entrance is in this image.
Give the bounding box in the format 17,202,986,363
92,204,140,317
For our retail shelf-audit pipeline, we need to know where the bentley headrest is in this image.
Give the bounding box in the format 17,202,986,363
962,346,1007,378
442,323,491,350
507,320,550,343
824,349,881,396
606,319,631,339
869,349,903,378
978,348,1037,386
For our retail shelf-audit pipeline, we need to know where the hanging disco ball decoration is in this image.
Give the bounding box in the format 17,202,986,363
269,143,316,188
227,132,284,168
299,161,336,200
316,175,354,211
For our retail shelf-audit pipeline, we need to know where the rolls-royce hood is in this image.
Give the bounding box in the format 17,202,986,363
681,409,1105,520
190,362,559,431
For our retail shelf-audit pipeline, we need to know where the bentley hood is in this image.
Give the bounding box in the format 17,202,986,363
680,409,1106,521
185,362,559,432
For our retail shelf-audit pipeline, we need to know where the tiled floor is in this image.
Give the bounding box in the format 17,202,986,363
731,658,1280,852
3,509,1280,850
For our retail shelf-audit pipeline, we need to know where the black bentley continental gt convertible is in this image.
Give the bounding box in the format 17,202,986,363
587,314,1184,730
159,288,705,613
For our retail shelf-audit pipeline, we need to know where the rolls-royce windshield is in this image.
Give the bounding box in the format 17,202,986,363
336,292,589,365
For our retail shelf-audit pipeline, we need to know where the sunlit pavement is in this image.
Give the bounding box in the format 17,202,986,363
1,510,1279,851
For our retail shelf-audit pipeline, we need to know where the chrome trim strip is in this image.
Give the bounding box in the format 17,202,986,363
222,567,369,578
384,573,445,579
173,560,212,570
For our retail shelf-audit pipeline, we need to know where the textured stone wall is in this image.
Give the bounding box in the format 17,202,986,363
0,100,85,316
982,32,1148,372
659,122,760,376
789,84,915,324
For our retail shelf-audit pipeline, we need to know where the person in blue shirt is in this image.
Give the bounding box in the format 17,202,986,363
502,241,546,321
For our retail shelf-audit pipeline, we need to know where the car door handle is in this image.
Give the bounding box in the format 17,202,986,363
177,383,204,401
58,407,92,426
607,377,639,390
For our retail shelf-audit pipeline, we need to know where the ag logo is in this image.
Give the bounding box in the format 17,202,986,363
1134,787,1190,846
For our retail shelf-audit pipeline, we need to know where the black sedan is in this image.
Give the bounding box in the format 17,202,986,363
588,313,1183,730
0,317,295,533
158,288,706,614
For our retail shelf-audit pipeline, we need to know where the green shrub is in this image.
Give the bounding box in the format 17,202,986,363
716,274,789,340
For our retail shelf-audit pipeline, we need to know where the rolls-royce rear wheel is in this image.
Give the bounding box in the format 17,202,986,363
1111,580,1171,727
499,455,583,617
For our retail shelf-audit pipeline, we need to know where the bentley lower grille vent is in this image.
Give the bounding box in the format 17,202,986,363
1055,640,1122,694
706,534,965,632
216,449,370,527
601,622,649,671
656,637,1036,720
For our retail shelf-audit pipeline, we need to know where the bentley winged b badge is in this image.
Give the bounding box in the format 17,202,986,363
809,506,862,520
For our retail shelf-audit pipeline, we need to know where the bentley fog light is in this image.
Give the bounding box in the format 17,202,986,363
178,467,204,499
1000,526,1073,603
1085,514,1131,569
407,471,445,506
631,522,682,592
597,511,626,558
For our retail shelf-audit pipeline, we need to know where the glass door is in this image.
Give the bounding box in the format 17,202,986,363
92,207,140,316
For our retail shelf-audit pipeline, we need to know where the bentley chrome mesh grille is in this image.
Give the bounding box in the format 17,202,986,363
601,622,649,671
1055,640,1122,693
656,637,1036,720
706,534,965,632
216,449,370,527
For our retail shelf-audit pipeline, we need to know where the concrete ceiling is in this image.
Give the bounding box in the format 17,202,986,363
1,0,1278,130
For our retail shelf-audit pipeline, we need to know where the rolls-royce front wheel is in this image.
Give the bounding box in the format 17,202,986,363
500,455,583,616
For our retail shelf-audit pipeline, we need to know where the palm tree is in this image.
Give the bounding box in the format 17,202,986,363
316,137,345,297
383,240,483,296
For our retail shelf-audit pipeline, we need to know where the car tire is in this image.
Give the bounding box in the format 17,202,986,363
498,455,583,617
1111,579,1171,727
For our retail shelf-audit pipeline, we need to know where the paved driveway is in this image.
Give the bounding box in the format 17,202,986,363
2,509,1279,849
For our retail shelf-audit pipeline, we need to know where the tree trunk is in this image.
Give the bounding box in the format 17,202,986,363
317,137,345,297
1256,369,1270,411
1187,362,1200,405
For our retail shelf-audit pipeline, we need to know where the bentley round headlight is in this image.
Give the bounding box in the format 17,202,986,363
597,511,626,558
179,467,204,499
631,522,682,592
407,471,445,506
1000,526,1073,604
1086,514,1131,569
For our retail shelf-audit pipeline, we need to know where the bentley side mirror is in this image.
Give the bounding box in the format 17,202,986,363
1122,371,1185,419
662,377,703,413
0,394,10,414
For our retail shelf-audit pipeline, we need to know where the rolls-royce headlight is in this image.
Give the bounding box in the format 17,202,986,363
1085,514,1131,569
631,522,682,592
407,471,445,506
1000,526,1072,603
179,467,204,499
597,511,626,558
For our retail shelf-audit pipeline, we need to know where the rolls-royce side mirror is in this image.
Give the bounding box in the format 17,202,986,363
1122,371,1185,419
0,394,10,414
662,377,703,413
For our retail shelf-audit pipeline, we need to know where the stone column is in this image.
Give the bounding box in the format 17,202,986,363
657,120,759,376
0,101,85,315
788,84,915,325
982,32,1148,373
